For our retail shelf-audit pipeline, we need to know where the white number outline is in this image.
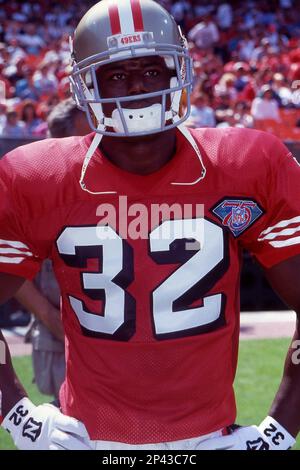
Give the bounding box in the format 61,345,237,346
56,218,229,340
149,218,229,339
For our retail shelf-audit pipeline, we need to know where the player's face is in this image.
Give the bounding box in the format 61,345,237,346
96,56,174,118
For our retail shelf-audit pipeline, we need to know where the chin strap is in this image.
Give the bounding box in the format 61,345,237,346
79,74,205,193
172,124,206,186
79,123,207,195
79,81,119,195
79,130,118,195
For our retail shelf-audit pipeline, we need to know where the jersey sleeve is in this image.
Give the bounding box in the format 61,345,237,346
240,137,300,268
0,154,44,279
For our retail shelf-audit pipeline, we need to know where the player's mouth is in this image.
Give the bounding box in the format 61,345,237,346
123,100,159,109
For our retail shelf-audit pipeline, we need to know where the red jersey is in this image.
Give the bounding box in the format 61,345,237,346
0,128,300,443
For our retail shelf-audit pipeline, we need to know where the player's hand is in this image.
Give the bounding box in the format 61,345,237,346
1,397,92,450
197,417,296,450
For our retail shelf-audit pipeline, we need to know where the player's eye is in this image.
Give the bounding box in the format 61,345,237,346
110,72,126,81
144,69,160,78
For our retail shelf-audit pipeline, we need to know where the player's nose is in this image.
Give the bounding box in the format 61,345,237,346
127,74,147,96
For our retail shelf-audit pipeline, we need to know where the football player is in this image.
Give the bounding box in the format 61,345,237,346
0,0,300,450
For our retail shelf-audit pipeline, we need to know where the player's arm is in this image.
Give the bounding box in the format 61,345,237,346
0,274,28,419
0,329,27,416
0,273,28,413
0,275,90,449
15,280,64,342
0,272,26,305
200,254,300,451
264,253,300,438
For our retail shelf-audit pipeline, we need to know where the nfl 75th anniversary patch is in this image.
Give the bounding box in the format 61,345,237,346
211,198,264,237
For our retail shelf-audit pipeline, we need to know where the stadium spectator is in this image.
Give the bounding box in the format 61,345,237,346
216,3,233,30
15,69,40,102
46,97,90,138
215,72,238,102
186,92,216,128
272,72,293,107
170,1,192,30
0,102,7,134
0,0,299,134
233,100,254,128
188,13,220,49
1,109,26,138
291,79,300,107
20,100,43,137
0,58,13,100
251,85,281,121
237,31,256,62
33,62,58,98
17,23,46,56
232,62,250,93
280,0,293,8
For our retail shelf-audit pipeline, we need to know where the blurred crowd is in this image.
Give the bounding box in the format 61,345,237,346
1,0,300,137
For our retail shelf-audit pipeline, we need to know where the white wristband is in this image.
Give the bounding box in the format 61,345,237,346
1,397,35,434
258,416,296,450
1,396,92,450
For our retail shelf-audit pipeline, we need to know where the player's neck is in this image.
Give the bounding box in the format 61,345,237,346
99,129,177,175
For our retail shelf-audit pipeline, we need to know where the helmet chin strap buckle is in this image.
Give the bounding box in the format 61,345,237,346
104,104,173,134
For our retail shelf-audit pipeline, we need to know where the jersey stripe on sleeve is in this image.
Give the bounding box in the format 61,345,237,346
0,239,33,264
258,216,300,248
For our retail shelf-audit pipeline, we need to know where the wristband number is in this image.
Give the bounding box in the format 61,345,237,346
8,405,29,427
264,424,285,446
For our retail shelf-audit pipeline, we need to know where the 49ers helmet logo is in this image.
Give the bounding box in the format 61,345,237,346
121,34,141,44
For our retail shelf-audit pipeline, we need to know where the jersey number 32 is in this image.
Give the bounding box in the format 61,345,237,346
57,219,228,341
